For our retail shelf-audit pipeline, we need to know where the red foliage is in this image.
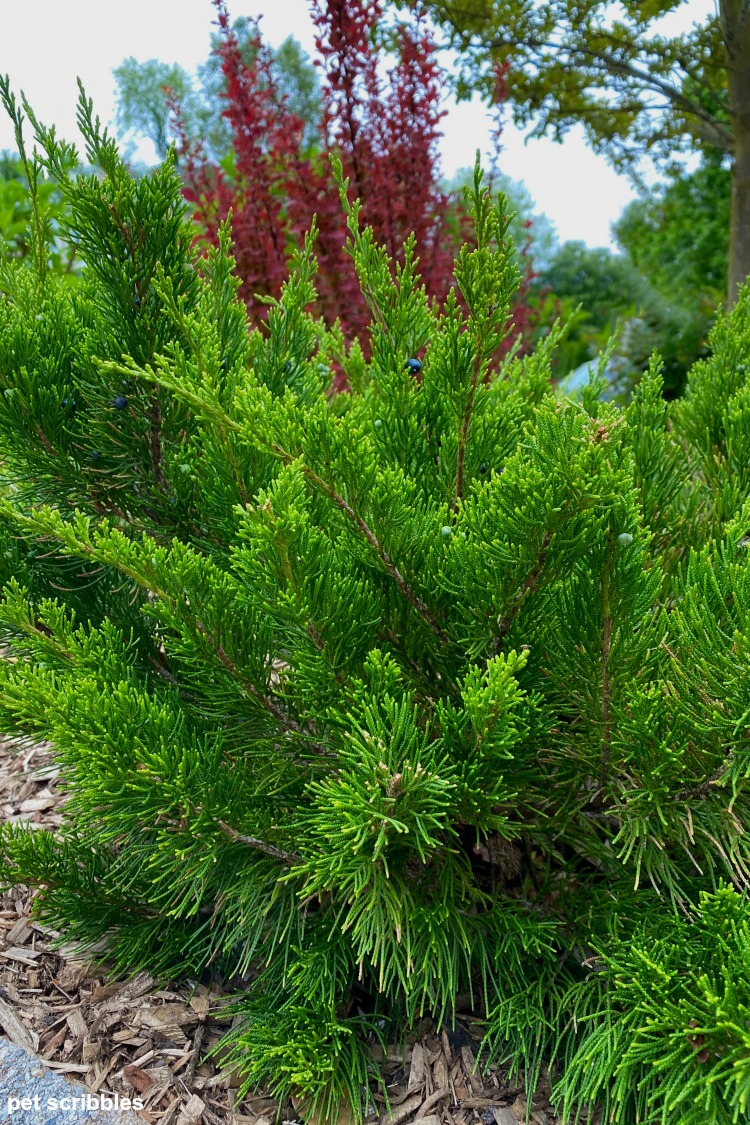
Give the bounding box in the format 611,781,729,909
176,0,537,358
175,10,300,306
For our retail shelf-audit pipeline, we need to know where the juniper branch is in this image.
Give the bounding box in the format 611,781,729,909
454,347,483,508
219,821,301,865
490,531,551,654
294,458,449,644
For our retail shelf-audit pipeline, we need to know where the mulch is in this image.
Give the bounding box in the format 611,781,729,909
0,735,578,1125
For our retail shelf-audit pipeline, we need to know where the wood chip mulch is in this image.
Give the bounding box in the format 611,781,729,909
0,736,582,1125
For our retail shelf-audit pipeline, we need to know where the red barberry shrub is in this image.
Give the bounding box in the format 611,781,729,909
177,0,537,356
175,10,303,313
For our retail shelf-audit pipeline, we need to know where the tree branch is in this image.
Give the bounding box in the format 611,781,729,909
289,455,450,645
219,820,301,864
490,532,551,655
193,620,336,757
675,761,731,803
454,348,484,509
577,44,734,152
480,32,734,154
148,391,168,492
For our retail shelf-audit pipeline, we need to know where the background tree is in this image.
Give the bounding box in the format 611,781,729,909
199,25,322,153
398,0,750,303
605,155,728,394
114,20,321,163
114,58,199,162
614,153,730,307
537,243,644,337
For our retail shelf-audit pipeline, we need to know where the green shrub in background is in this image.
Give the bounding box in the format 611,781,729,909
533,241,713,400
4,81,750,1125
0,151,77,278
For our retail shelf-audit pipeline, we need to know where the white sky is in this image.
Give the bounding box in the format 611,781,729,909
0,0,715,250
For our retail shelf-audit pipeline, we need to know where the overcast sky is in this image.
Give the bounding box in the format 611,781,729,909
0,0,714,250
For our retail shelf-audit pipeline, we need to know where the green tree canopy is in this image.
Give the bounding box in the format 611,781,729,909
113,58,197,162
397,0,750,303
614,154,730,305
536,241,644,328
411,1,728,166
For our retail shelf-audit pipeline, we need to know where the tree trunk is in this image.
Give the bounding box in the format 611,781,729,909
723,1,750,305
728,110,750,306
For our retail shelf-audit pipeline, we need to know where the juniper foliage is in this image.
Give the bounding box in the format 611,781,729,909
2,82,750,1125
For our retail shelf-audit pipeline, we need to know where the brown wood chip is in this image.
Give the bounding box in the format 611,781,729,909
0,995,35,1052
66,1007,88,1040
123,1064,155,1094
87,1059,117,1094
189,993,211,1019
380,1092,424,1125
94,969,155,1012
418,1088,451,1118
19,795,57,812
511,1097,527,1121
134,1003,197,1030
43,1060,90,1074
54,960,93,991
433,1055,449,1091
156,1101,183,1125
176,1092,206,1124
408,1042,425,1092
0,946,43,965
492,1110,519,1125
40,1024,68,1059
5,918,33,944
82,1039,100,1064
90,981,126,1004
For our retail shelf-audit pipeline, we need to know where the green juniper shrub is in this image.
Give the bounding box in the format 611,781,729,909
2,79,750,1125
